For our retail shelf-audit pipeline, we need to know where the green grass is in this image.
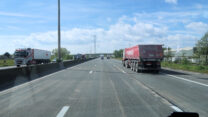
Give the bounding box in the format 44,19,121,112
161,62,208,74
113,57,122,61
0,59,14,67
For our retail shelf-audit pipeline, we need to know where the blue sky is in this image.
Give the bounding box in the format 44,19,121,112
0,0,208,54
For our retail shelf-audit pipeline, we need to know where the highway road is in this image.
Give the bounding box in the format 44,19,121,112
0,58,207,117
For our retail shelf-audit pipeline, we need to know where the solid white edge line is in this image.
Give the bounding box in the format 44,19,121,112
163,73,208,87
170,106,183,112
56,106,70,117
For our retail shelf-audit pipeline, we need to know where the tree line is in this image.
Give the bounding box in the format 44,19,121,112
194,32,208,65
51,48,73,60
113,49,123,58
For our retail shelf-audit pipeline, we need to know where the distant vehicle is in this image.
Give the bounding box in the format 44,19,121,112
122,45,163,73
74,54,86,60
14,48,51,67
100,55,104,60
51,58,57,63
107,55,110,59
73,54,82,60
82,54,86,60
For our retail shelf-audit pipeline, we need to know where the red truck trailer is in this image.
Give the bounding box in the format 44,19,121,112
122,45,163,73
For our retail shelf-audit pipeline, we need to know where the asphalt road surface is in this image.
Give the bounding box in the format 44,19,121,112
0,58,207,117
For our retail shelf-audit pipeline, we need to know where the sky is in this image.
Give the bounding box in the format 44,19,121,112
0,0,208,54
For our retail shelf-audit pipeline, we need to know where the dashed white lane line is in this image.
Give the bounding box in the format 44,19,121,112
56,106,70,117
89,70,93,74
163,73,208,87
170,106,183,112
113,65,126,73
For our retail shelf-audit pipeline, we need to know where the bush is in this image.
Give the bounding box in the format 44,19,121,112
181,58,190,65
196,65,205,70
65,55,73,60
162,61,208,74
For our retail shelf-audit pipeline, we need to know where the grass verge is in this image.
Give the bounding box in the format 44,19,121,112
0,59,14,67
113,57,122,61
161,62,208,74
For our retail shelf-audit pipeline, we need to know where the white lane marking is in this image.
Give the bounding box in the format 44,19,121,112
89,70,93,74
163,73,208,87
113,65,126,73
170,106,183,112
56,106,70,117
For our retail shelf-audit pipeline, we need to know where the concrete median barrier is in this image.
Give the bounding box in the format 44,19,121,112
0,58,95,91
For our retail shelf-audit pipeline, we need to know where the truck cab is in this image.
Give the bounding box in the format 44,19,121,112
14,48,32,67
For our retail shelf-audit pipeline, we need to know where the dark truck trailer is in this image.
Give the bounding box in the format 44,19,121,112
122,45,163,73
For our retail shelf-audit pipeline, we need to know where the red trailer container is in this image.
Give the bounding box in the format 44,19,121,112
122,45,163,73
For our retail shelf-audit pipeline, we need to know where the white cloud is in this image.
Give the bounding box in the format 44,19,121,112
165,0,178,4
0,18,168,54
186,22,208,34
0,14,205,55
0,11,39,18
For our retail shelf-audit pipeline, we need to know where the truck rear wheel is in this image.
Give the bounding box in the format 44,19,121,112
136,68,139,73
125,61,128,68
123,61,125,67
133,63,136,72
132,63,134,71
135,63,138,72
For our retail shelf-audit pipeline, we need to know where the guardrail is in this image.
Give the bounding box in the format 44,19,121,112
0,58,95,91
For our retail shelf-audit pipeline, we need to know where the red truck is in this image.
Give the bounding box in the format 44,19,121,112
122,45,163,73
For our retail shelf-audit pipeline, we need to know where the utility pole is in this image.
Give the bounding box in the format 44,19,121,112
58,0,61,62
94,35,96,54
